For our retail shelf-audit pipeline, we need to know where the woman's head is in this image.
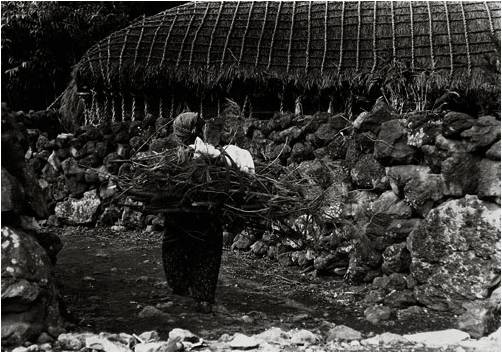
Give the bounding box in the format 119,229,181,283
172,112,199,145
173,111,224,146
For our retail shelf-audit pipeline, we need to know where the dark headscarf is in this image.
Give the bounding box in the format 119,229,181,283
173,112,199,145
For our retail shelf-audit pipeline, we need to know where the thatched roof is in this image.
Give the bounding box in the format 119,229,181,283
75,1,500,93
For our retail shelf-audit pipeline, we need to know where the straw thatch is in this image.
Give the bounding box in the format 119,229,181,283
67,1,500,126
75,1,500,93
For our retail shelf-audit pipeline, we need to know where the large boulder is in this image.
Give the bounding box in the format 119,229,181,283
54,189,101,225
370,191,412,219
405,111,443,147
381,242,411,274
319,184,349,222
296,159,348,188
1,167,24,214
314,123,340,146
231,229,256,251
121,198,144,229
289,142,314,162
386,165,447,216
407,195,500,313
442,112,476,137
263,141,291,162
365,191,413,239
485,141,500,161
342,190,378,220
350,154,387,190
477,159,501,200
457,299,500,338
441,153,480,196
353,99,397,133
325,134,348,159
384,219,422,243
1,227,62,346
460,116,500,151
374,119,416,164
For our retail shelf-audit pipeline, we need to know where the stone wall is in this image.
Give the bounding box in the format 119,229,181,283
1,104,64,346
17,98,501,337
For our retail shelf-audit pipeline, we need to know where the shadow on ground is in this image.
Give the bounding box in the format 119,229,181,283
55,226,454,340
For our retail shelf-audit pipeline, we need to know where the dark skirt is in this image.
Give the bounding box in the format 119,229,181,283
162,210,223,303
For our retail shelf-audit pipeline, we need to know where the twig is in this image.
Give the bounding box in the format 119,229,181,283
261,136,289,173
273,274,301,285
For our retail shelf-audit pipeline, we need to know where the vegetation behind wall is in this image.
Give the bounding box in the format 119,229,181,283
1,1,183,111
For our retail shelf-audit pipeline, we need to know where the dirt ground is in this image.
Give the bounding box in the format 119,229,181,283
53,226,456,343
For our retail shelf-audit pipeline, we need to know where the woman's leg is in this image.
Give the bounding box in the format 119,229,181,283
188,219,223,309
162,223,191,296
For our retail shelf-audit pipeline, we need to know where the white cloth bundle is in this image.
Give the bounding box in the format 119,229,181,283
189,137,255,174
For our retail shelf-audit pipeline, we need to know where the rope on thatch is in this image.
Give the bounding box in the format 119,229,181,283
372,1,378,73
391,1,396,62
207,1,224,70
88,91,94,125
112,94,117,122
159,97,164,119
176,3,197,70
460,2,472,76
170,95,175,119
106,36,112,85
189,2,210,69
86,51,96,79
409,1,415,71
338,1,345,75
286,2,296,74
160,7,179,68
97,40,106,84
305,1,312,73
199,96,203,119
267,2,283,71
92,91,98,125
242,95,249,117
220,2,240,69
75,1,500,96
356,1,361,71
82,98,89,126
118,25,132,85
321,0,328,75
238,1,254,67
444,2,454,78
104,94,109,120
427,2,436,70
133,16,146,69
485,1,495,37
146,11,168,67
121,93,126,121
255,1,269,68
131,95,136,121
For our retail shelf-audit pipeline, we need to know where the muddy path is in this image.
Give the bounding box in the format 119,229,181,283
54,226,454,340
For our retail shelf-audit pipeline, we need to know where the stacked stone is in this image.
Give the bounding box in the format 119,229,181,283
1,104,64,346
232,100,500,337
17,97,500,336
24,115,170,229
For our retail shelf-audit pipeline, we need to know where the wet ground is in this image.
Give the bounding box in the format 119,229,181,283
54,226,454,341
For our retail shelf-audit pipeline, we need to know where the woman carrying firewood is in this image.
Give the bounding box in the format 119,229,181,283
160,112,254,313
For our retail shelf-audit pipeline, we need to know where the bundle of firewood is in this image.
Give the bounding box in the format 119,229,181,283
115,148,322,227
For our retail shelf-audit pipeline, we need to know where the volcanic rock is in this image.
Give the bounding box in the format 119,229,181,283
408,195,500,313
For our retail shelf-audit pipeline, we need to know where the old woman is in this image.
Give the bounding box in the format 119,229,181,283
161,112,254,313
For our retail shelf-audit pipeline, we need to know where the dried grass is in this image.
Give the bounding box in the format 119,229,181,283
115,147,322,228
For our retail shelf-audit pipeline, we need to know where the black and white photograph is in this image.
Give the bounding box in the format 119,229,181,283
1,1,501,352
